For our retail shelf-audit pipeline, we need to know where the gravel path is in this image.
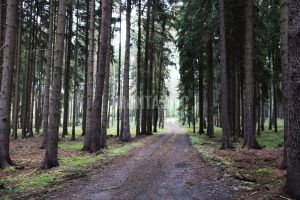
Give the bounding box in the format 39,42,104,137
44,119,240,200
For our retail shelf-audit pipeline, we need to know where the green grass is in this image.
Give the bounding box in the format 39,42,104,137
60,154,103,167
15,172,56,191
183,119,284,167
185,125,232,166
3,166,16,172
256,118,284,148
0,196,12,200
59,142,83,150
107,141,144,156
257,129,284,148
256,167,272,175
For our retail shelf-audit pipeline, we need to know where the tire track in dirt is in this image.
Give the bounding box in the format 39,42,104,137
44,119,240,200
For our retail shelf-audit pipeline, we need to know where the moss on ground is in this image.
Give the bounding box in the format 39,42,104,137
257,129,284,148
0,196,12,200
3,167,16,172
185,128,232,166
256,167,272,175
59,142,83,150
60,154,103,167
107,141,144,156
15,172,56,191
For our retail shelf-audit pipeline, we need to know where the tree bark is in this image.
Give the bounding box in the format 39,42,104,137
120,0,131,142
280,0,288,170
206,38,214,138
135,0,142,136
268,89,273,130
219,0,233,149
41,0,67,169
284,0,300,198
243,0,261,149
233,57,240,141
0,0,17,169
261,101,265,131
198,50,204,134
83,0,96,151
0,0,6,87
21,1,34,138
147,0,155,136
12,3,22,140
82,0,90,136
116,1,122,137
63,0,73,138
101,4,112,147
141,0,151,135
71,0,79,141
91,0,112,152
41,0,54,149
272,54,278,133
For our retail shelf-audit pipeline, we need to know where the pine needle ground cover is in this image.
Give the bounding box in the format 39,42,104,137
184,120,286,200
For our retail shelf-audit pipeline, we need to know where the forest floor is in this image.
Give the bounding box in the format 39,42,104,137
184,120,290,200
0,123,162,200
0,119,291,200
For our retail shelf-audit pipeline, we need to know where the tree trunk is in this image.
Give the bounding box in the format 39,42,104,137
91,0,112,152
192,88,196,133
41,0,67,169
101,5,112,147
12,4,22,140
41,0,54,149
206,38,214,138
268,88,273,130
0,0,6,87
198,51,204,134
233,57,240,141
243,0,261,149
272,57,278,133
83,0,95,151
280,0,288,170
63,0,73,138
71,0,79,141
284,1,300,198
29,12,38,137
120,0,131,142
116,1,122,137
21,1,34,139
141,0,151,135
261,100,265,131
147,0,155,136
82,0,90,136
257,88,261,136
219,0,233,149
135,0,142,136
0,0,17,169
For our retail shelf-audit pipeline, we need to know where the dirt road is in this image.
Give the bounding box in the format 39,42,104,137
45,119,240,200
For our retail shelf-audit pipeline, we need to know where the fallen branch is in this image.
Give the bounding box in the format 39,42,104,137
279,195,292,200
233,174,257,183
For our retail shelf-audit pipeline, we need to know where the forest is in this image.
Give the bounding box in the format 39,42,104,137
0,0,299,199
